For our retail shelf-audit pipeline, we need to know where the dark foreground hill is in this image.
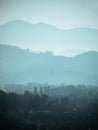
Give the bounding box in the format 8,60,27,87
0,85,98,130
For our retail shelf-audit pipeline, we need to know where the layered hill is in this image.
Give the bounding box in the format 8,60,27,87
0,44,98,85
0,20,98,56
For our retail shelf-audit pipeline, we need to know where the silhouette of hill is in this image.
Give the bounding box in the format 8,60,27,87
0,20,98,56
0,44,98,85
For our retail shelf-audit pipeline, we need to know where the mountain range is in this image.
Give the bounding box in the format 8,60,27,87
0,44,98,85
0,20,98,56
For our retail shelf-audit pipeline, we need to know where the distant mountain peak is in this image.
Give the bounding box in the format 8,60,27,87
0,20,58,30
1,20,27,25
1,20,98,32
34,22,58,30
3,20,33,27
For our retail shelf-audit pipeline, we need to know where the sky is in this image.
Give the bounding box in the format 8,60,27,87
0,0,98,29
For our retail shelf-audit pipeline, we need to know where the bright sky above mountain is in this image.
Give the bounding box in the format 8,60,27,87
0,0,98,29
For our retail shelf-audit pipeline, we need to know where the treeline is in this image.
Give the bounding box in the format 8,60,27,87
0,84,98,130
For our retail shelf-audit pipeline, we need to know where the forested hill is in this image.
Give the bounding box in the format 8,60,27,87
0,44,98,85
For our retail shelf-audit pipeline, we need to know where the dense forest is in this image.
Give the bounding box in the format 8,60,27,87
0,84,98,130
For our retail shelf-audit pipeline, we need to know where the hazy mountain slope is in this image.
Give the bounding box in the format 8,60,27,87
0,20,98,55
0,44,98,85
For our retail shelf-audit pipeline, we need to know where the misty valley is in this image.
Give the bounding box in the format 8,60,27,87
0,44,98,130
